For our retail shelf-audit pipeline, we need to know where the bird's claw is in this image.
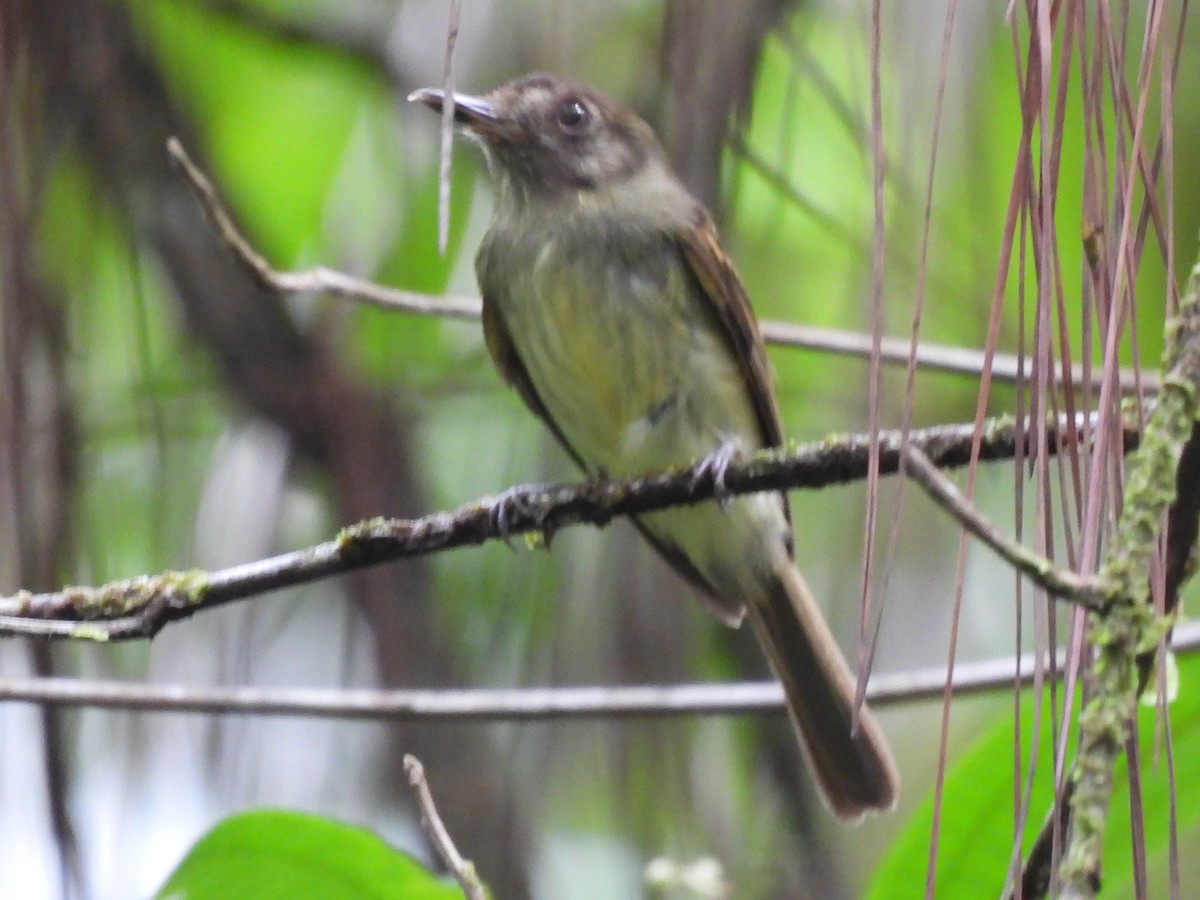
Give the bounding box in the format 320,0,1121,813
487,482,555,545
692,443,741,510
488,485,533,544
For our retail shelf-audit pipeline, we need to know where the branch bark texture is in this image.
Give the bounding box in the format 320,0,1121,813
1059,250,1200,896
0,413,1140,640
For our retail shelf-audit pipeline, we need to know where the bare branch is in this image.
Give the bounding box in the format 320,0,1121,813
163,137,481,319
1,621,1198,721
901,445,1102,607
404,755,487,900
165,138,1155,392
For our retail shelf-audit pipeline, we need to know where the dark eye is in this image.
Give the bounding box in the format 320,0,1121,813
555,97,589,134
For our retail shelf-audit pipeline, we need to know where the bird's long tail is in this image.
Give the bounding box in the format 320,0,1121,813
745,561,899,821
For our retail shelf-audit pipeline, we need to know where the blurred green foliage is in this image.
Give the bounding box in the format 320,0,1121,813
154,809,468,899
24,0,1198,897
869,650,1200,899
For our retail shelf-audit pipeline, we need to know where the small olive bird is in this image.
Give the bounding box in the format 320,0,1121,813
411,73,898,819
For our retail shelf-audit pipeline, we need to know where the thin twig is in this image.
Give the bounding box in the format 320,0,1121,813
0,413,1142,640
901,445,1102,606
437,0,461,253
1,620,1199,720
164,138,1156,392
403,755,487,900
164,137,481,319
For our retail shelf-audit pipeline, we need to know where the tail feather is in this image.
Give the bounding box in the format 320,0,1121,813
745,561,899,821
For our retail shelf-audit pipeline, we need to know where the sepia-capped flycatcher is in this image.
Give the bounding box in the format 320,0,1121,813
411,73,898,820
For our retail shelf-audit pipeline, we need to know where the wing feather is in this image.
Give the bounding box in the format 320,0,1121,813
676,209,792,535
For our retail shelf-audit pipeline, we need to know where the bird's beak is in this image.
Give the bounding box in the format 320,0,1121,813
407,88,520,142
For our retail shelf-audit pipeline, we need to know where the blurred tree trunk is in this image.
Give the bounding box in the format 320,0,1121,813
661,0,794,212
1,9,83,893
20,2,534,895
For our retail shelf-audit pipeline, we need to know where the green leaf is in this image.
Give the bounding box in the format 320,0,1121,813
867,652,1200,898
129,0,388,264
155,809,467,900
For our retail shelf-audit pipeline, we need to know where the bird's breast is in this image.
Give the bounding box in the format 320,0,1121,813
479,221,763,478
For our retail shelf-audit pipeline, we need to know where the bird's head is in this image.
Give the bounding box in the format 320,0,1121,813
410,73,664,202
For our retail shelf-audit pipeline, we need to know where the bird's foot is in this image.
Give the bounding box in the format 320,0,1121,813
486,483,549,544
691,442,742,511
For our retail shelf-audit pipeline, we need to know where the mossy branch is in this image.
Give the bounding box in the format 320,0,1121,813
0,413,1134,641
1057,249,1200,897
